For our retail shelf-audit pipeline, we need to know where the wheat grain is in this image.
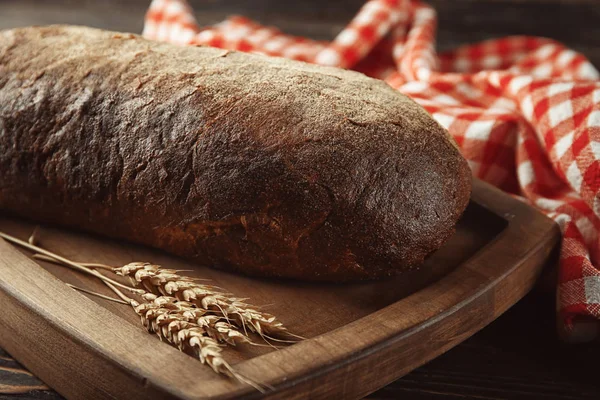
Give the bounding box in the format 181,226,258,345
113,262,295,340
131,294,266,391
132,296,227,370
138,293,253,346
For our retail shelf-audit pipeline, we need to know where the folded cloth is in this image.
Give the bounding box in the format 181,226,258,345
143,0,600,341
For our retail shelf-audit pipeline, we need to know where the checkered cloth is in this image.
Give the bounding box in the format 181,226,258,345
143,0,600,341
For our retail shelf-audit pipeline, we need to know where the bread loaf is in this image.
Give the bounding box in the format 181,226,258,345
0,25,471,281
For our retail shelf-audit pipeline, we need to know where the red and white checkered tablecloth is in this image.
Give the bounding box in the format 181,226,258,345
143,0,600,341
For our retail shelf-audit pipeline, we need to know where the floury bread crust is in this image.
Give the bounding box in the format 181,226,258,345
0,25,471,280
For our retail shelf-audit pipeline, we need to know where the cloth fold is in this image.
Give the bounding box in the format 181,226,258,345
143,0,600,341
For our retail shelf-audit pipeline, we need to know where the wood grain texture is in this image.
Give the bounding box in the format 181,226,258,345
0,0,593,398
0,179,560,399
371,291,600,400
0,349,51,396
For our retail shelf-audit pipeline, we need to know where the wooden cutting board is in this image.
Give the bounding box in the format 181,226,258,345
0,179,559,400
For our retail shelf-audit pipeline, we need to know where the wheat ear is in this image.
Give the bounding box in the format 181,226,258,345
113,262,300,341
0,231,267,391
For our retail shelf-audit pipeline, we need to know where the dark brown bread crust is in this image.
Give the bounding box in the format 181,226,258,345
0,25,471,281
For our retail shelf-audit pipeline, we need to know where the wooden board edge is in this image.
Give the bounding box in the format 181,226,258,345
224,179,561,399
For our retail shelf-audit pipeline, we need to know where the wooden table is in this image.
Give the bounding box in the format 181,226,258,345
1,0,598,398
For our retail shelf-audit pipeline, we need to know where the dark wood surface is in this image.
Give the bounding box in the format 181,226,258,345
0,0,597,398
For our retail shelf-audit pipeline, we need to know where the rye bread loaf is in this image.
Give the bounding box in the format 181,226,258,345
0,25,471,281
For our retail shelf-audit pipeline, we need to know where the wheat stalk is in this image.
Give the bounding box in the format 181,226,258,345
113,262,300,342
0,230,273,391
33,255,295,343
129,293,265,390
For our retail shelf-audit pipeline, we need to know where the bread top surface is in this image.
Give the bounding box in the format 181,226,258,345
0,25,471,280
